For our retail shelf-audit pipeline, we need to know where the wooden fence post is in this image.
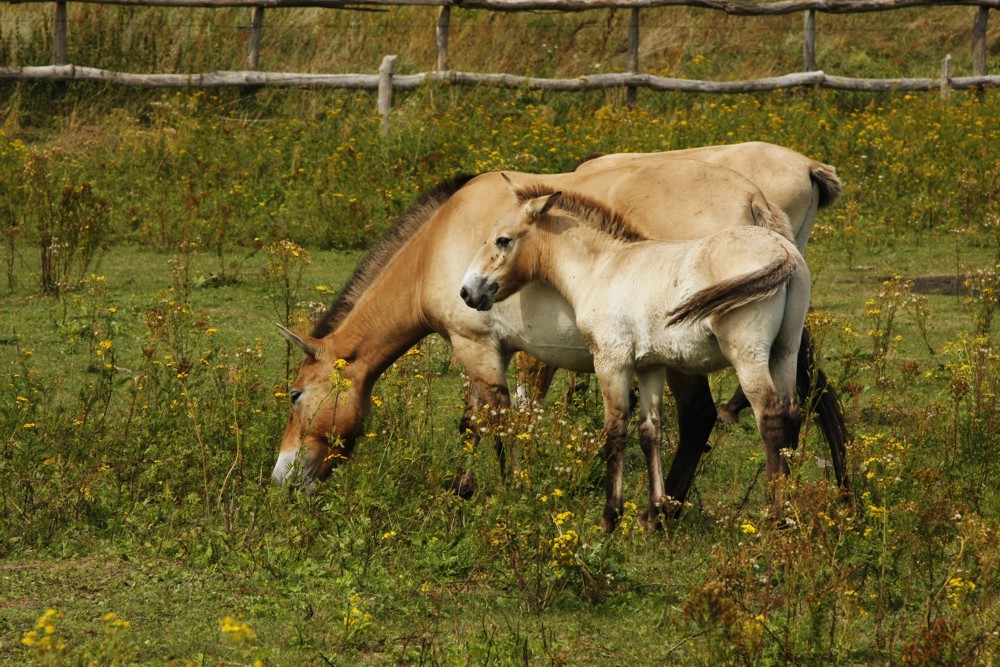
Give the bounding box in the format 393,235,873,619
972,7,989,77
803,9,816,72
53,1,68,65
940,53,952,100
378,54,398,128
626,7,639,107
247,6,265,70
436,6,450,71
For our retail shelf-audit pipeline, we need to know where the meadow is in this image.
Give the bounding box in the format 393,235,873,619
3,4,1000,665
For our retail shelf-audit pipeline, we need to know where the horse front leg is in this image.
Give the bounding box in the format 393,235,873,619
636,368,667,530
451,338,514,495
595,363,633,533
662,370,717,515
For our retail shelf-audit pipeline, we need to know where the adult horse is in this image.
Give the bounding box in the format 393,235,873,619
273,144,844,508
460,181,810,529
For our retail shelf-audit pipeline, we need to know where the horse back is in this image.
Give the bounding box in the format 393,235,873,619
577,142,840,251
556,159,771,242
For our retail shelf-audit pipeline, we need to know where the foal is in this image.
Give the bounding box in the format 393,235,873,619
460,180,810,530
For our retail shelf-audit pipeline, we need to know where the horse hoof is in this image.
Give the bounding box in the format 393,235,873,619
600,510,620,534
450,471,477,500
718,410,739,425
638,511,663,532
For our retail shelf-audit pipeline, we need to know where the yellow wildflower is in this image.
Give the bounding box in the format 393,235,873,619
219,615,257,644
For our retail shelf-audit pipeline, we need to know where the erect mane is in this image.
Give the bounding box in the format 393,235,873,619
311,174,477,339
513,183,647,243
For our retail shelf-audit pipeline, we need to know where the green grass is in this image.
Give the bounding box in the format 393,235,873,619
3,194,1000,664
2,11,1000,662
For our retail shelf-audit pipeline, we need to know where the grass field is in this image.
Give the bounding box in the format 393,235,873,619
3,4,1000,664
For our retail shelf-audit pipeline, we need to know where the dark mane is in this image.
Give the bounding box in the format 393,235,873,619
311,174,477,339
513,183,647,243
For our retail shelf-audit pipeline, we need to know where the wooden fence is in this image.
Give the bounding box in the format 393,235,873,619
2,0,998,112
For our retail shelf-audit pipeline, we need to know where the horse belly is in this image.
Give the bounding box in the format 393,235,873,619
637,326,729,375
493,282,595,372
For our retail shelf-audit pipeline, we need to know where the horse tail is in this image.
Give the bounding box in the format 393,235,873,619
749,197,794,243
666,246,799,326
810,163,842,209
796,327,851,492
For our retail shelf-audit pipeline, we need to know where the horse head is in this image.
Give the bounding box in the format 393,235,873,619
460,174,561,311
272,323,369,487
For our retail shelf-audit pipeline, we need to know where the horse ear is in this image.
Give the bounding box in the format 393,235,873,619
524,191,562,220
500,172,518,198
276,323,322,359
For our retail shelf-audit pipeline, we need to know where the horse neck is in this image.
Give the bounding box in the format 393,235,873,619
534,223,620,307
326,254,431,387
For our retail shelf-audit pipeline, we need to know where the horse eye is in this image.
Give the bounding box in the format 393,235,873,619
496,236,512,250
290,390,303,404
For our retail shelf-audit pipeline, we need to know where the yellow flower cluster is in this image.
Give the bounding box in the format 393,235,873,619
100,611,132,630
21,608,66,654
219,615,257,644
946,576,977,610
550,530,580,575
553,510,573,526
343,593,373,630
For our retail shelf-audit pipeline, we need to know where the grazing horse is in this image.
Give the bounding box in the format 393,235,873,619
273,144,844,507
460,181,810,529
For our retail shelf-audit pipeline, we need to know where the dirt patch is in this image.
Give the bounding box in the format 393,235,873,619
882,274,973,296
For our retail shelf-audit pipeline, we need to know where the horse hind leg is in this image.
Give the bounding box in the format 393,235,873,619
513,352,559,404
636,368,667,530
718,384,750,424
725,347,797,516
750,383,795,516
662,370,716,516
722,326,850,492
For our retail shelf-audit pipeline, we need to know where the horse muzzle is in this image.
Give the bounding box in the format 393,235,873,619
459,275,499,311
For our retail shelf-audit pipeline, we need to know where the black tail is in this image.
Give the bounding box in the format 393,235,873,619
797,327,850,491
810,164,842,209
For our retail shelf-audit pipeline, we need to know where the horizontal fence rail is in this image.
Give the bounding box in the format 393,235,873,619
1,0,997,109
6,0,1000,10
4,63,998,93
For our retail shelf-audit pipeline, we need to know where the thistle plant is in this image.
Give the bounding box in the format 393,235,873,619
863,274,915,386
264,239,312,380
23,149,110,296
963,265,1000,340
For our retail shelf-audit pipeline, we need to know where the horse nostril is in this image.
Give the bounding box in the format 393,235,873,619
460,286,469,301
